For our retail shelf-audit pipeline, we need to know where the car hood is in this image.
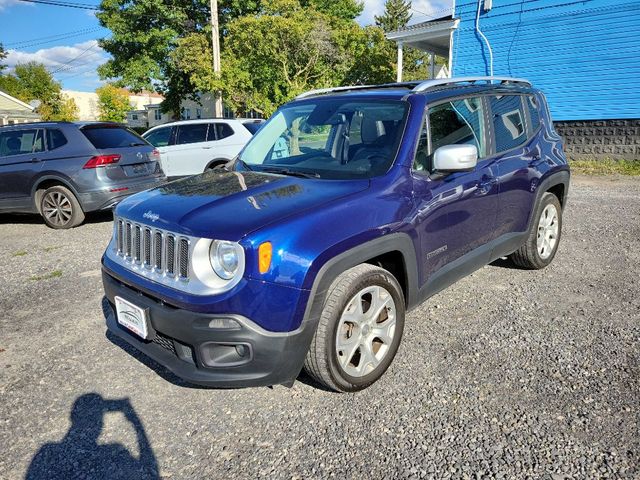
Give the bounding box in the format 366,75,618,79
115,170,370,240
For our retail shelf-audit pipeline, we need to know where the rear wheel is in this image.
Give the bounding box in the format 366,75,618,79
510,192,562,269
39,185,85,229
304,264,405,392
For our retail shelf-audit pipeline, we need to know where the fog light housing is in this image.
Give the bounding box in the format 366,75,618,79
200,342,253,367
208,317,241,330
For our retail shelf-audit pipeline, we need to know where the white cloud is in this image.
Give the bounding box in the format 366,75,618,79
5,40,109,91
0,0,23,10
357,0,453,27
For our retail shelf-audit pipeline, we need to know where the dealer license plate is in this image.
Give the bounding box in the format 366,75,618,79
115,296,149,339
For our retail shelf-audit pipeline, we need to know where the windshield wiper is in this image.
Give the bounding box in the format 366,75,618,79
260,167,320,179
235,158,253,171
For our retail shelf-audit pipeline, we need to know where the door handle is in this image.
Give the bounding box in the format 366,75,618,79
477,177,497,195
31,157,41,163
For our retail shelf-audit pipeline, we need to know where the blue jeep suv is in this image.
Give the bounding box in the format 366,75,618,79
101,77,569,392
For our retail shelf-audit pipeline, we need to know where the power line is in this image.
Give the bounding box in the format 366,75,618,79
50,42,99,73
16,0,99,10
6,27,104,49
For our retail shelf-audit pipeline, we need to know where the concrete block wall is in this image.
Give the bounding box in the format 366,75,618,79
554,119,640,160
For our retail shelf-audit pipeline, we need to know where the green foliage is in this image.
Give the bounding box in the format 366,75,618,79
375,0,412,32
302,0,363,21
0,62,78,121
96,84,132,122
0,43,6,73
171,0,394,116
569,159,640,176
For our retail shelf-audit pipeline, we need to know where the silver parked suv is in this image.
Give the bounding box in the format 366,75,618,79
0,122,166,228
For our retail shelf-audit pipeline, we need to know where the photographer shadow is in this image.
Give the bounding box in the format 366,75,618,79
26,393,159,480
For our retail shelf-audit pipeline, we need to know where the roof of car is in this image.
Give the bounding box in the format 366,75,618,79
149,118,241,128
293,77,534,102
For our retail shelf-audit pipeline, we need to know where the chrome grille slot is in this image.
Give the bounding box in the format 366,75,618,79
179,238,189,278
154,232,163,269
111,216,197,287
125,222,132,257
143,228,152,266
134,226,142,262
166,235,176,276
116,220,124,253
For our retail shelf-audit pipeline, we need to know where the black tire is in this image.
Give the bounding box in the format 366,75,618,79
205,160,228,172
39,185,85,229
510,192,562,269
304,264,405,392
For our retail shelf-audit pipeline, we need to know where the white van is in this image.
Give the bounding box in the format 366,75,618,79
142,119,257,178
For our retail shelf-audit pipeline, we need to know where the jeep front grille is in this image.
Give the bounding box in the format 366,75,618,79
115,218,190,280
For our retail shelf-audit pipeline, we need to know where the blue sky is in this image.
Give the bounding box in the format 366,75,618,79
0,0,452,92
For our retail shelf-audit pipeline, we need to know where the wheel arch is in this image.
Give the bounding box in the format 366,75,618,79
527,169,570,233
300,233,419,334
31,175,81,213
204,158,231,171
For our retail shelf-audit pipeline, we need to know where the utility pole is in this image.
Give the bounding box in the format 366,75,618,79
210,0,223,117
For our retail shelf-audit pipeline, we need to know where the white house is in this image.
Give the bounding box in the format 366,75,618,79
0,90,40,126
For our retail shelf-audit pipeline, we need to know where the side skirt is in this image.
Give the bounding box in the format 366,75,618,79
414,231,528,308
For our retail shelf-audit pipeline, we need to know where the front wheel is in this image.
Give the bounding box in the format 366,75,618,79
304,264,405,392
39,185,85,229
510,192,562,269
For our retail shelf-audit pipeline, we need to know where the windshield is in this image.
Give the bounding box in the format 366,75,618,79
238,99,408,179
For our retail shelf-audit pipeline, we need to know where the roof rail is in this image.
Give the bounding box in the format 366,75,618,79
412,76,531,92
295,82,423,100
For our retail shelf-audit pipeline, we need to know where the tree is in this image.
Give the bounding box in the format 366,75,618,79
374,0,412,32
171,0,394,116
96,84,132,122
96,0,263,116
302,0,363,21
0,62,78,120
39,94,80,121
0,43,7,73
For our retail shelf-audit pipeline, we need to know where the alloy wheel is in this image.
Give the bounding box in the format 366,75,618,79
537,203,559,259
335,285,397,378
42,191,73,227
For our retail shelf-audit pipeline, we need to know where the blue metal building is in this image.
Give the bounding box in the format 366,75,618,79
387,0,640,158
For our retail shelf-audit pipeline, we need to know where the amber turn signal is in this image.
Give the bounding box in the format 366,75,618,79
258,242,272,274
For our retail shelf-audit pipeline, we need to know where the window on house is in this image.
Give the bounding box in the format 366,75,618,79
154,109,162,121
196,108,202,119
131,113,138,121
490,96,527,153
181,108,191,120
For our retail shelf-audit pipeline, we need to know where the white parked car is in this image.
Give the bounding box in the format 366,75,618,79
142,119,257,178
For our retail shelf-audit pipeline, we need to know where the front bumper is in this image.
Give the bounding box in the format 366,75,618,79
79,177,166,212
102,270,315,388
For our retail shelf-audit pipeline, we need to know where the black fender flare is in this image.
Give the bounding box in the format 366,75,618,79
526,169,570,233
300,233,419,331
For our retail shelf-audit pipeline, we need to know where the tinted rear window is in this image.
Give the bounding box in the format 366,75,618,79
81,126,147,149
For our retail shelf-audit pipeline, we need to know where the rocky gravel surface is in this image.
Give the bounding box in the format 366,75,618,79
0,175,639,479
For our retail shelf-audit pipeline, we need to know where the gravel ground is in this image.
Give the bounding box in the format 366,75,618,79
0,175,639,479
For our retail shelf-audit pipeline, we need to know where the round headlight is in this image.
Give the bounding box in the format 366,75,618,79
209,240,239,280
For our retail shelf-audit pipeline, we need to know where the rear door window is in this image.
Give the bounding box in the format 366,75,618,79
176,123,208,145
82,126,147,149
0,129,43,157
489,96,527,153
